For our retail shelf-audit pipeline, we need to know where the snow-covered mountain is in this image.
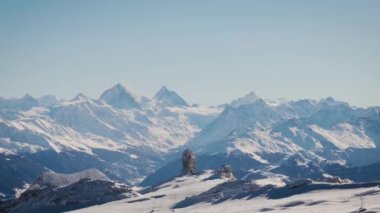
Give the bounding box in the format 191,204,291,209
69,169,380,213
154,86,189,107
230,91,261,107
1,87,379,203
0,169,138,212
144,91,380,187
187,92,379,160
0,84,221,199
99,83,141,109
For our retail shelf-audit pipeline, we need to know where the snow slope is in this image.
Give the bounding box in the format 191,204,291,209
71,170,380,213
154,86,189,107
0,169,138,212
0,84,221,198
185,92,380,172
29,169,109,190
1,87,379,201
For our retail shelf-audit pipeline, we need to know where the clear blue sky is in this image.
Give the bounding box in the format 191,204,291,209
1,0,379,107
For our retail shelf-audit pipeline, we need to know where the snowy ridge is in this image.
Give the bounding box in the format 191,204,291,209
29,169,109,190
1,87,380,202
99,84,141,109
0,84,221,198
69,170,380,213
186,92,380,168
154,86,189,107
230,91,261,107
0,169,139,212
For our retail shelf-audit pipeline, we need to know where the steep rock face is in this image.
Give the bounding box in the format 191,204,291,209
182,149,196,174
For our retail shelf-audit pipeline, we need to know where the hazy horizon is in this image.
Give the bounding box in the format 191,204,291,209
1,0,379,107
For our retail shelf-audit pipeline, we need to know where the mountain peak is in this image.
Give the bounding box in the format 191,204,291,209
158,86,170,94
230,91,261,107
154,86,189,107
321,97,336,103
38,95,59,107
114,83,127,91
21,94,37,102
99,83,140,109
72,93,89,101
245,91,259,99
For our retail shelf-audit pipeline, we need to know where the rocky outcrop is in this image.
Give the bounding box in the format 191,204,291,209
182,149,196,175
0,169,138,213
219,165,233,179
316,174,353,184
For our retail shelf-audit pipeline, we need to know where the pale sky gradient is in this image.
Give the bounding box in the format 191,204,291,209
1,0,379,107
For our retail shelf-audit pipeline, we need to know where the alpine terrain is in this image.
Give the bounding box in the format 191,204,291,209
1,85,380,212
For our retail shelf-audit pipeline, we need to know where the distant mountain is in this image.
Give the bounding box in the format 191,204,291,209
99,83,141,109
230,91,261,107
1,87,379,200
37,95,59,107
0,94,39,111
0,84,221,199
154,86,189,107
144,91,380,187
187,92,379,158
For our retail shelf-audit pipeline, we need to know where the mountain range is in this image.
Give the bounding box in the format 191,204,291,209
1,83,379,201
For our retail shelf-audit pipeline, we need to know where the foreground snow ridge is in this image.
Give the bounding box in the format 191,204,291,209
0,169,138,212
71,170,380,213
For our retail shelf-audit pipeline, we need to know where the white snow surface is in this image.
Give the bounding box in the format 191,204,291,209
0,84,221,156
187,94,380,167
70,170,380,213
29,169,109,190
230,91,261,107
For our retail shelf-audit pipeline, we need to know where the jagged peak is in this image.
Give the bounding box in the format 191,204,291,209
113,83,131,93
244,91,260,100
157,86,170,94
230,91,262,107
99,83,140,109
21,94,37,100
71,93,89,101
100,83,135,98
38,95,59,107
154,86,189,107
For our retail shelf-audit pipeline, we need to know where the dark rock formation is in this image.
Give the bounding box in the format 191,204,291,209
316,174,353,184
182,149,196,175
219,165,233,179
0,170,138,213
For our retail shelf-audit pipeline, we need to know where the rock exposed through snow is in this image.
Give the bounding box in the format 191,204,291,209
0,169,138,213
182,149,196,175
